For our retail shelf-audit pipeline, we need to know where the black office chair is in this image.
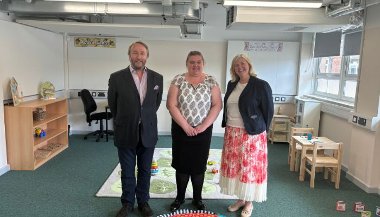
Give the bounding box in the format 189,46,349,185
80,89,112,142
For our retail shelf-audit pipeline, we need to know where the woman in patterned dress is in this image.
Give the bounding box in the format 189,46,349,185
219,54,274,217
166,51,222,212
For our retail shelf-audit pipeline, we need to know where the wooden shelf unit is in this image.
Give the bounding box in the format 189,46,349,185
268,114,290,144
4,98,68,170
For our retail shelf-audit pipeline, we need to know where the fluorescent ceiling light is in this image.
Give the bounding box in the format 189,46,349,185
223,0,322,8
45,0,142,3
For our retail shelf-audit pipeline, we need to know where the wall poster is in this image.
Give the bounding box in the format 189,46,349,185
74,37,116,48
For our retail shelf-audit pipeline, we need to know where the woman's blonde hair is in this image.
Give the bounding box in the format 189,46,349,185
229,54,257,82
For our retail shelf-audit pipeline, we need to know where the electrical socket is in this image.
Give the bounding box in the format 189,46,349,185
349,112,380,131
358,117,366,126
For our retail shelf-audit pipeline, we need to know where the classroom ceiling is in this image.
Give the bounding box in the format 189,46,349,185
0,0,373,40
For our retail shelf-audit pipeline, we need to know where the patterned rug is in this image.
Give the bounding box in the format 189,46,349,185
96,148,237,199
157,209,225,217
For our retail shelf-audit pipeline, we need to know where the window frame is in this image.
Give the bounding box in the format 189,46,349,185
313,55,359,102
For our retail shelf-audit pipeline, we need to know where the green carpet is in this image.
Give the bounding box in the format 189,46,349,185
0,135,379,217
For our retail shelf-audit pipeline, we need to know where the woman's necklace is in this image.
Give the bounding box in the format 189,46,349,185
186,73,204,90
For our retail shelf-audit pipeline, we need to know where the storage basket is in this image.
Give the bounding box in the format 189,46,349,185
33,108,46,121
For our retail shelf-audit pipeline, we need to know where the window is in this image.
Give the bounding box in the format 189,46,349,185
313,31,361,103
314,55,359,102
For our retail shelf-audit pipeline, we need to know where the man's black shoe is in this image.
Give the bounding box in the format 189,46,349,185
138,202,153,217
170,199,185,212
192,200,206,210
116,204,133,217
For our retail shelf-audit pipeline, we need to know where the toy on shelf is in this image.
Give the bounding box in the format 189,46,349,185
33,108,46,121
34,127,46,138
151,160,159,176
39,81,56,100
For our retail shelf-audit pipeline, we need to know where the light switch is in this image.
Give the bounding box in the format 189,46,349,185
352,115,357,123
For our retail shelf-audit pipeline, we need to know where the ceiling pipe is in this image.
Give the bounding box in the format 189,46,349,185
192,0,199,10
2,1,200,18
162,0,172,6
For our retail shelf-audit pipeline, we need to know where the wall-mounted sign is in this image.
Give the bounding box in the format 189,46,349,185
244,41,283,52
74,37,116,48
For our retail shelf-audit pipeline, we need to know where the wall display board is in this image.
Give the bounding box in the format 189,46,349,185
226,40,300,95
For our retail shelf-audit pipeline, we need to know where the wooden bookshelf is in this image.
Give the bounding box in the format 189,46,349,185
4,98,68,170
268,115,290,144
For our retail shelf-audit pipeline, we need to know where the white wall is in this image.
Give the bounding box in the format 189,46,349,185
0,93,9,175
297,33,314,96
67,38,227,92
356,5,380,117
0,13,12,175
0,20,64,100
319,113,353,169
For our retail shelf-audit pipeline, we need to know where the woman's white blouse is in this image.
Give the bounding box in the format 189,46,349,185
226,82,247,128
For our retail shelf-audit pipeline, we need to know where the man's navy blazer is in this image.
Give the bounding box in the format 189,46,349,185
108,67,163,148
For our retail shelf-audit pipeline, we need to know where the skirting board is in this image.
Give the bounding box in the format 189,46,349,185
0,164,10,176
346,171,380,195
341,164,380,195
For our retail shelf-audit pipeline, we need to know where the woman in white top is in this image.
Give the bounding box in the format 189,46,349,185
219,54,274,217
166,51,222,212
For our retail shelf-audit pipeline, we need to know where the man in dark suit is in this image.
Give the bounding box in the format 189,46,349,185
108,41,163,217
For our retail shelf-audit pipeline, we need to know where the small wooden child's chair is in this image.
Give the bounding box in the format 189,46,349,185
300,141,343,189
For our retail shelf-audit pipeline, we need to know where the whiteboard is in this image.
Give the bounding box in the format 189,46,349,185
226,40,300,95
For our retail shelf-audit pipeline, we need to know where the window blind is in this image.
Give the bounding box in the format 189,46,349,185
343,31,362,56
313,31,342,57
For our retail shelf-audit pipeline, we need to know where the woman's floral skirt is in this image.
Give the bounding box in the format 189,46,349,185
219,126,268,202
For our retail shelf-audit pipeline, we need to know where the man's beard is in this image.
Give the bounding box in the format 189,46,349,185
132,61,145,70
